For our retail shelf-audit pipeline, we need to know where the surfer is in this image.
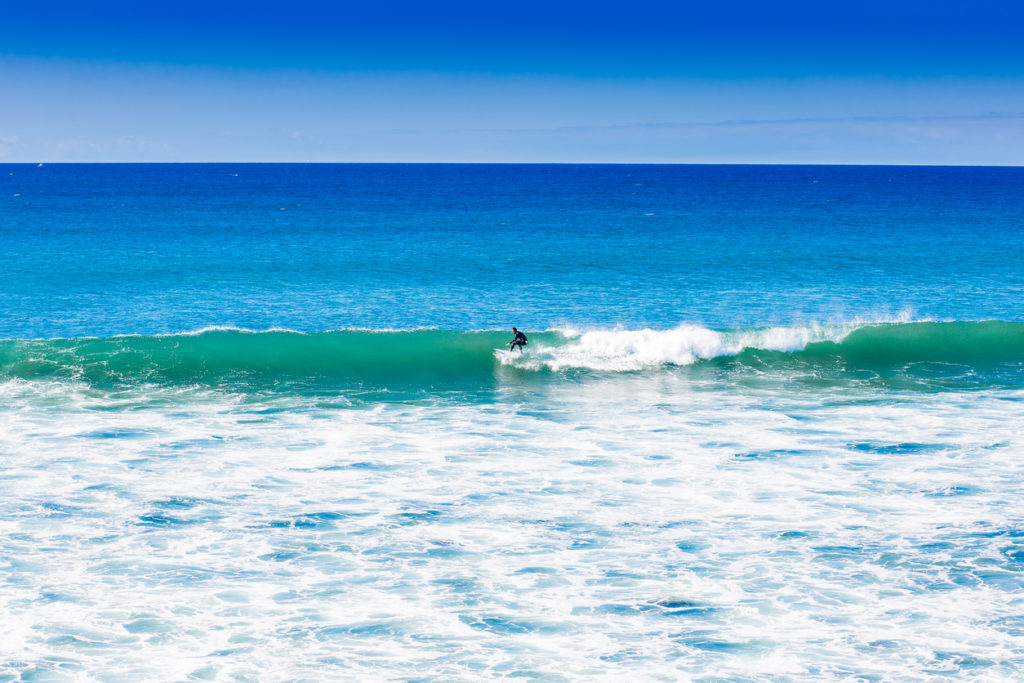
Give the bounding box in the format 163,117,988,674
508,327,528,353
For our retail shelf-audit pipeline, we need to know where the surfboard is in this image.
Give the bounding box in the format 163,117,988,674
494,348,522,362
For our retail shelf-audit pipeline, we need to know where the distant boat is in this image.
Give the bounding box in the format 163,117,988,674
37,163,44,167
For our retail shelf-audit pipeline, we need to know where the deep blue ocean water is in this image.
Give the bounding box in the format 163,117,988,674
1,164,1023,680
3,164,1023,336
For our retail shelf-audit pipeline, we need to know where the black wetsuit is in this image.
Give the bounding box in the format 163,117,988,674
510,330,528,352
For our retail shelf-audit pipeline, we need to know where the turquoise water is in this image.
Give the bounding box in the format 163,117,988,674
1,164,1024,680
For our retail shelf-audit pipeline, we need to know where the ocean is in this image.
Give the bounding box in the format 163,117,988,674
2,163,1023,680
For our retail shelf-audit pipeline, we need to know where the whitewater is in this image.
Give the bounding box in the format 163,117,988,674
2,163,1023,680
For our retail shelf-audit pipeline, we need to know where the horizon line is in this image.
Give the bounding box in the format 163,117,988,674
4,161,1024,168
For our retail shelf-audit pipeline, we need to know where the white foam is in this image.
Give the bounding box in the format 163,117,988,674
502,323,857,371
0,377,1022,679
1,378,1022,679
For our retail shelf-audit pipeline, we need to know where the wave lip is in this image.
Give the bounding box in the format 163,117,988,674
797,320,1024,365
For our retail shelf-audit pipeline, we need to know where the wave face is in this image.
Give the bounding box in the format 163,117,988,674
0,329,512,388
1,321,1023,390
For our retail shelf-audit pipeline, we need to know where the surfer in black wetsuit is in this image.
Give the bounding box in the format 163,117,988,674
509,327,528,353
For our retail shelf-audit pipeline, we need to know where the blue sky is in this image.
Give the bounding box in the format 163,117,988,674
1,0,1022,163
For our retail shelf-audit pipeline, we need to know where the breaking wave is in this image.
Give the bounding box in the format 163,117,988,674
1,321,1022,389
